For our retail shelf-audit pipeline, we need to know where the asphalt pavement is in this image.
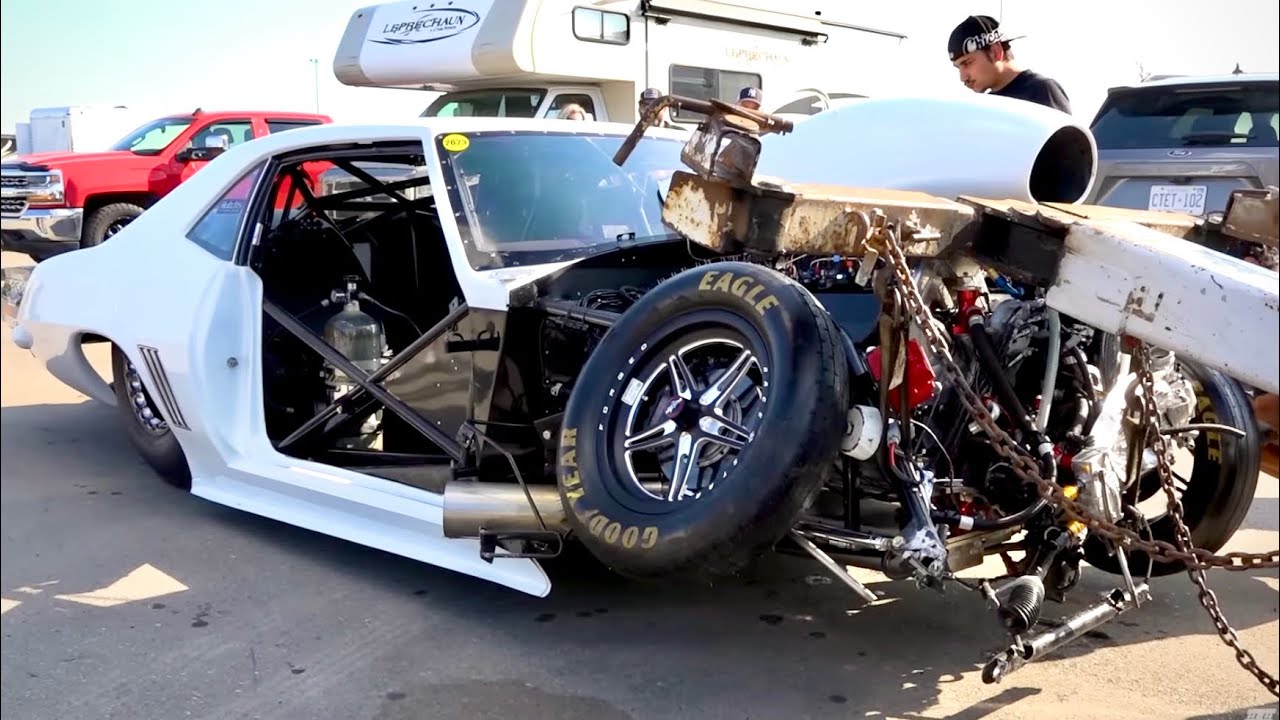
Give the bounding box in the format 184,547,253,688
2,251,1278,720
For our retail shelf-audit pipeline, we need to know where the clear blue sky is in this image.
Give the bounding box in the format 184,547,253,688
2,0,1278,133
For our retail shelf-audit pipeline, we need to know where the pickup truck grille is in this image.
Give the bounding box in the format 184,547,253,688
0,176,30,189
0,198,27,215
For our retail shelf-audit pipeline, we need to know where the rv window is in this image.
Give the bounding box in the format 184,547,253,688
668,65,763,121
424,89,547,119
572,7,629,45
546,94,598,119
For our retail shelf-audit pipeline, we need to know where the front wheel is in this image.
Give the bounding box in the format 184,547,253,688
81,203,144,249
1084,359,1259,577
111,344,191,489
556,262,849,579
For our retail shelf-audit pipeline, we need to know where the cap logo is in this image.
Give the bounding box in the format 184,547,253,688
963,29,1005,54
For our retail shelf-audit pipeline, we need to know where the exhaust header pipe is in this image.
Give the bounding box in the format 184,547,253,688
442,482,568,539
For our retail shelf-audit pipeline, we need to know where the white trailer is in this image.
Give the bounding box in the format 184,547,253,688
332,0,905,125
11,106,144,155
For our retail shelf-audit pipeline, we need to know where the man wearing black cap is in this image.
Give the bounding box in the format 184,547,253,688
737,87,763,111
948,15,1071,114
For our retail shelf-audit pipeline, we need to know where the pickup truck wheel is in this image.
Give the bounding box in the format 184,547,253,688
82,203,144,248
556,262,849,579
110,344,191,489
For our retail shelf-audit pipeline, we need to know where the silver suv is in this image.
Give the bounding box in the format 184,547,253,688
1086,72,1278,219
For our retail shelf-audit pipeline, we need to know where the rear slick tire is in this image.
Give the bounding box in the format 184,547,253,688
111,344,191,489
556,262,849,580
1084,359,1259,577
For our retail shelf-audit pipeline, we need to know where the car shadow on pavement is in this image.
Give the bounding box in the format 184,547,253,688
3,400,1278,720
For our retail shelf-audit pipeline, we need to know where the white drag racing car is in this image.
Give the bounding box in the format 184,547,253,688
7,97,1276,687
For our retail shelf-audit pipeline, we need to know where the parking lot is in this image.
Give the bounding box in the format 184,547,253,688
1,245,1277,719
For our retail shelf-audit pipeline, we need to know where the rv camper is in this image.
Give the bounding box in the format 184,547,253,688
333,0,905,124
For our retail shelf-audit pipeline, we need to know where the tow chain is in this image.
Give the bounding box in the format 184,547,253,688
1135,346,1280,697
866,219,1280,696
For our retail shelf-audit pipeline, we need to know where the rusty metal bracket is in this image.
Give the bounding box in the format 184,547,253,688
612,94,794,187
1219,186,1279,249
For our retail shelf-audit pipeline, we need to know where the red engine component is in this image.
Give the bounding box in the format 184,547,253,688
867,339,938,409
952,287,986,335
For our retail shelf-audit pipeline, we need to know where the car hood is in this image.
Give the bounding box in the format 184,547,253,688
3,150,140,170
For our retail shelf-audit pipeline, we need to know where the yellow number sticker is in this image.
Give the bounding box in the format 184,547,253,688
441,133,470,152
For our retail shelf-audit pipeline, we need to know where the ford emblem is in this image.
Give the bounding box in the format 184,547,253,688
1168,149,1193,158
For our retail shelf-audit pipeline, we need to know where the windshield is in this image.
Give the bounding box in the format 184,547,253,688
423,89,547,119
109,116,194,155
1090,82,1279,150
435,130,687,270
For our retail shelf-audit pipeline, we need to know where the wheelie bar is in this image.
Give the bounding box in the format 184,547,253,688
982,582,1151,684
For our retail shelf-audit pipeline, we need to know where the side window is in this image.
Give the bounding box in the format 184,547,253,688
186,160,267,260
186,120,255,151
267,120,324,134
669,65,763,121
545,93,597,119
572,7,629,45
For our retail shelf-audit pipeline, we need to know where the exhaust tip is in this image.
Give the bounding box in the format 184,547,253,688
1029,126,1096,204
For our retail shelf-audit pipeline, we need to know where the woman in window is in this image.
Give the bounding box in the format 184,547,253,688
557,104,589,121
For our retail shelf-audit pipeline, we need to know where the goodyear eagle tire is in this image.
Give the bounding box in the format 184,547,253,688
556,262,849,579
1084,359,1259,577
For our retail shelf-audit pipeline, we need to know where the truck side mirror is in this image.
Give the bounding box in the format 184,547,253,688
176,145,226,163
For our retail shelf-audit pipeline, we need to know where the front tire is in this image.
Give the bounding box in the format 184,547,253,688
556,262,849,579
111,344,191,489
82,203,144,249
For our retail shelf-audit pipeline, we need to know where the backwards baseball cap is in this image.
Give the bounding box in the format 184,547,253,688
948,15,1024,61
738,87,763,104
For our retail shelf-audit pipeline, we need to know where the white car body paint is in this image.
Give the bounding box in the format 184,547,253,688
12,117,686,597
10,109,1276,598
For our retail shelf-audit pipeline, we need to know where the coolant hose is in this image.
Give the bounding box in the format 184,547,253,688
969,318,1038,440
1035,309,1061,432
969,318,1057,478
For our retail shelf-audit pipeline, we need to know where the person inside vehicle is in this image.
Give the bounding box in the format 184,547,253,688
736,87,763,111
638,87,684,130
948,15,1071,114
557,103,589,121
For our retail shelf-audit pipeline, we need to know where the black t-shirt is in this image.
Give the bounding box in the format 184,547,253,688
992,70,1072,114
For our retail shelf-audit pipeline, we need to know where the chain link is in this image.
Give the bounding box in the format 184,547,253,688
1134,345,1280,697
864,221,1279,695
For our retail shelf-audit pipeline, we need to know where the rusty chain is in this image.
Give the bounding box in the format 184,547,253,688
866,219,1280,696
1135,345,1280,697
868,220,1279,572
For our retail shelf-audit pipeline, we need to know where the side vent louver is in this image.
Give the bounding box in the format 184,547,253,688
137,345,190,431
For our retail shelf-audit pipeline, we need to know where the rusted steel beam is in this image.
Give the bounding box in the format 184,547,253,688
661,171,976,258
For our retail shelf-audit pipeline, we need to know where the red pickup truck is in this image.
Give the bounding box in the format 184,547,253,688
1,108,332,261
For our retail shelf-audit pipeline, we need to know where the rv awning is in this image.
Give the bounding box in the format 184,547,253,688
641,0,828,40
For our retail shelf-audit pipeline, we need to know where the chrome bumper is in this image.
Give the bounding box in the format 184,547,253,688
1,207,84,245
